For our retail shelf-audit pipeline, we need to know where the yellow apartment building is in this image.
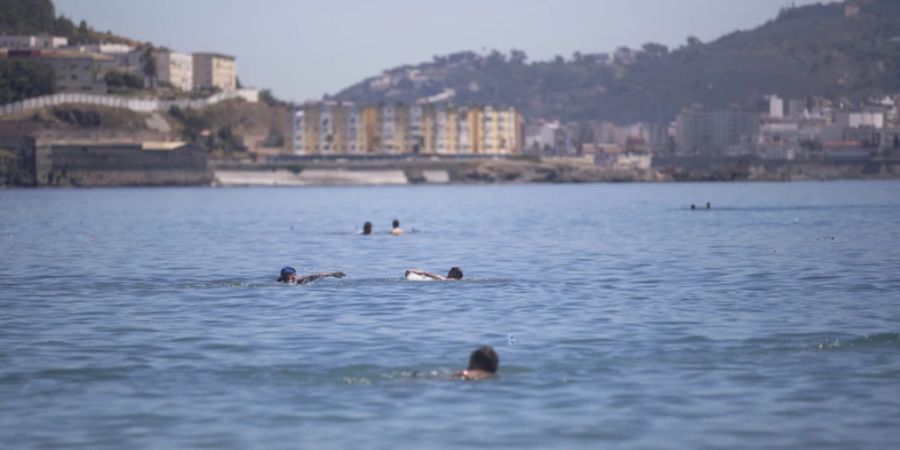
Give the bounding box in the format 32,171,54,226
293,102,522,156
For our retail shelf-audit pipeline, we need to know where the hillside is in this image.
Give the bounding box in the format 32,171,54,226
334,0,900,123
0,0,137,46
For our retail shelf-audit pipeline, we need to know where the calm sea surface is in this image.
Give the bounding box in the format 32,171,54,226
1,181,899,449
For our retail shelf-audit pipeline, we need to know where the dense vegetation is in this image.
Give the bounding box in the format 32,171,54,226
335,0,900,123
0,0,134,45
104,70,144,93
0,60,55,103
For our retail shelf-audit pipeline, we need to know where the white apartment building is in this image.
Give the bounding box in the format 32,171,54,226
767,95,784,119
154,50,193,91
192,53,237,91
524,120,566,154
0,35,68,49
77,43,134,54
292,110,305,155
835,111,884,129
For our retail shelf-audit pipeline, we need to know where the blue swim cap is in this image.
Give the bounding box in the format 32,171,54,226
280,266,297,277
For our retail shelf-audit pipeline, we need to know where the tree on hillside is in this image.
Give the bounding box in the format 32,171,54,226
104,71,144,92
0,60,55,103
0,0,56,34
141,47,158,88
510,49,528,65
53,15,75,39
642,42,669,58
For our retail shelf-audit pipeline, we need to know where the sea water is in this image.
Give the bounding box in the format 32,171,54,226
1,181,899,449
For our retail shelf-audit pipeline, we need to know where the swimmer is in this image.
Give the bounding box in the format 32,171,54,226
706,202,711,209
405,267,463,281
391,219,404,236
277,266,345,284
361,221,373,235
455,346,499,380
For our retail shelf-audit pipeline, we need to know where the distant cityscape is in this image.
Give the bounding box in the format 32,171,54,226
1,0,899,187
522,94,900,171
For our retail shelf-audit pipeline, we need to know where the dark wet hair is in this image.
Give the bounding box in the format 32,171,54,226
447,267,463,280
363,222,372,234
392,219,400,228
467,346,499,373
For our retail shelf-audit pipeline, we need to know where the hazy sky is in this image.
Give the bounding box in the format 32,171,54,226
55,0,824,102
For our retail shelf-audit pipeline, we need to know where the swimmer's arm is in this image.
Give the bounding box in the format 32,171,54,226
297,271,346,284
405,269,444,280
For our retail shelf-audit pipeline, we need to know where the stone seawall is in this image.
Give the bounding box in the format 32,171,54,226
45,169,212,187
33,139,210,187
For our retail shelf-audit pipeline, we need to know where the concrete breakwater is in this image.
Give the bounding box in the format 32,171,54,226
213,169,450,186
210,160,661,187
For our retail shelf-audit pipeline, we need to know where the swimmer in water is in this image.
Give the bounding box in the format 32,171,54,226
361,221,373,235
277,266,345,284
455,346,499,380
391,219,404,236
405,267,463,281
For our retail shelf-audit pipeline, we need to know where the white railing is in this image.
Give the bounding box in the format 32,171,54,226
0,89,260,117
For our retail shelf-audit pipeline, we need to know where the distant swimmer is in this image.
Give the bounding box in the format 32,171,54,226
391,219,405,236
405,267,463,281
706,202,711,209
277,266,345,284
361,221,373,235
455,346,499,380
691,204,696,210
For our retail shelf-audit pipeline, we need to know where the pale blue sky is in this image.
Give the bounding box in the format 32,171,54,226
55,0,825,102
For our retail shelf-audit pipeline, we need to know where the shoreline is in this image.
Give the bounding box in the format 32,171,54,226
4,162,898,189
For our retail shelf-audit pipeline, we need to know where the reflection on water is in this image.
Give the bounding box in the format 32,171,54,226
1,181,899,449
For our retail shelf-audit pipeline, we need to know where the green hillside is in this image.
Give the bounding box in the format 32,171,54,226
0,0,136,45
334,0,900,123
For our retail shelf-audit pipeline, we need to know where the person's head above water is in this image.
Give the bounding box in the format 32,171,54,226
467,346,499,374
362,222,372,235
392,219,400,229
278,266,297,282
447,267,463,280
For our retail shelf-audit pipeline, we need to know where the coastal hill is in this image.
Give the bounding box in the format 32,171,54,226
0,0,290,159
333,0,900,123
0,0,136,45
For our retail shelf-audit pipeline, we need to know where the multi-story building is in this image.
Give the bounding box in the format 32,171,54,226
293,102,522,156
192,53,236,91
524,120,568,155
154,50,193,91
676,105,759,155
835,111,884,129
4,49,114,94
0,35,67,49
480,106,518,153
